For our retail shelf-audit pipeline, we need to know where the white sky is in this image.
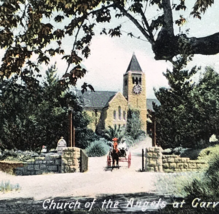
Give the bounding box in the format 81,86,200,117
1,1,219,98
54,1,219,98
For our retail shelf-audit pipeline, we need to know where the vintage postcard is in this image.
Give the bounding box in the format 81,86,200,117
0,1,219,213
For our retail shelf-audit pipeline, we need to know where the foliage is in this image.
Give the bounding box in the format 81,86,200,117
197,145,219,163
126,109,145,140
120,135,134,148
152,55,219,149
76,128,99,149
102,125,125,142
0,0,217,84
0,65,93,151
0,180,21,193
85,139,110,157
155,171,205,198
184,155,219,201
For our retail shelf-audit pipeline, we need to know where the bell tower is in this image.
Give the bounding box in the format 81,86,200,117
123,53,147,132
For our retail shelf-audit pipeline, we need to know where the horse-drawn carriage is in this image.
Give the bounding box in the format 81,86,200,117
106,139,131,168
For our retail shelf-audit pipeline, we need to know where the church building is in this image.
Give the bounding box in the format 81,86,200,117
77,53,157,134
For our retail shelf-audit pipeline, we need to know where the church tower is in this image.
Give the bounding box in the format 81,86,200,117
123,53,147,132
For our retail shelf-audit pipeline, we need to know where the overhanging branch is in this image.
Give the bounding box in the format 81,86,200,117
115,4,154,44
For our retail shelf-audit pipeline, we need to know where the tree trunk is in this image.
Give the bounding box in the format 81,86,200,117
153,32,219,60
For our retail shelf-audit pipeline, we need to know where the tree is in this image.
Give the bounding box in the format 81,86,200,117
152,56,219,149
126,108,144,140
103,125,125,142
0,0,217,83
0,65,94,151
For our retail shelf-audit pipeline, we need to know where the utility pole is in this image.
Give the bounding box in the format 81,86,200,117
152,114,156,147
68,108,73,147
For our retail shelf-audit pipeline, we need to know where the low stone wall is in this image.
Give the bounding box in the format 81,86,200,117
162,155,207,173
0,147,89,176
0,161,24,175
145,147,207,173
14,154,61,175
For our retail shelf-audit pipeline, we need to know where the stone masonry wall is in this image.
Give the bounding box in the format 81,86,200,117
0,147,88,175
14,154,61,176
61,147,81,173
145,147,163,172
0,161,24,175
145,147,207,173
162,155,207,173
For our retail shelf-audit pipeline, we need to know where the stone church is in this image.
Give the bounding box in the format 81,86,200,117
77,53,158,134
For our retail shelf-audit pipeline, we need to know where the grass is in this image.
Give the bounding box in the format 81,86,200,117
0,180,21,193
155,171,205,197
155,144,219,198
197,144,219,163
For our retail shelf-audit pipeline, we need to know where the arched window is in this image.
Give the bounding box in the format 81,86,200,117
118,106,121,120
123,111,126,120
113,110,116,119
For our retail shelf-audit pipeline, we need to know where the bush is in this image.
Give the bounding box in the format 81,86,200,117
0,149,39,162
197,144,219,163
85,139,110,157
155,171,205,198
0,180,21,193
76,128,99,149
184,155,219,201
126,109,145,140
102,126,125,142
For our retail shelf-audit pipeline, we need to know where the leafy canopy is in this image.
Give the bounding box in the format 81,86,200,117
152,56,219,149
0,64,94,151
0,0,216,85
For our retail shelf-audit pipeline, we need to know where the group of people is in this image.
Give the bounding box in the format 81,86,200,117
111,137,128,166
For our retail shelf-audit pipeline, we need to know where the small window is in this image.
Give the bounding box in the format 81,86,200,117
118,106,121,120
123,111,126,120
124,79,127,86
113,110,116,119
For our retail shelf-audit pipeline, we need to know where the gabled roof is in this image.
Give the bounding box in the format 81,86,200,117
126,53,142,72
77,90,160,112
77,90,117,109
147,99,161,112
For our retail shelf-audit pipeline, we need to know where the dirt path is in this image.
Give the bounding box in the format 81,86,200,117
0,136,160,201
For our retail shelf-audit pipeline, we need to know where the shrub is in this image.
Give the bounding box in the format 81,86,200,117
197,144,219,163
85,139,110,157
102,126,125,142
155,172,205,198
120,135,134,148
126,109,145,140
184,155,219,201
0,180,21,193
76,128,99,149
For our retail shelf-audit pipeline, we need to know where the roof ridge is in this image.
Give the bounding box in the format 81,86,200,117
126,53,142,72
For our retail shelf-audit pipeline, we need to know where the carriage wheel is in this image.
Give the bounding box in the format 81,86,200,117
128,152,131,168
107,155,111,167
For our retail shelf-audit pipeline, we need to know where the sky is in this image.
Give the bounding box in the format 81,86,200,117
51,1,219,98
1,1,219,98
